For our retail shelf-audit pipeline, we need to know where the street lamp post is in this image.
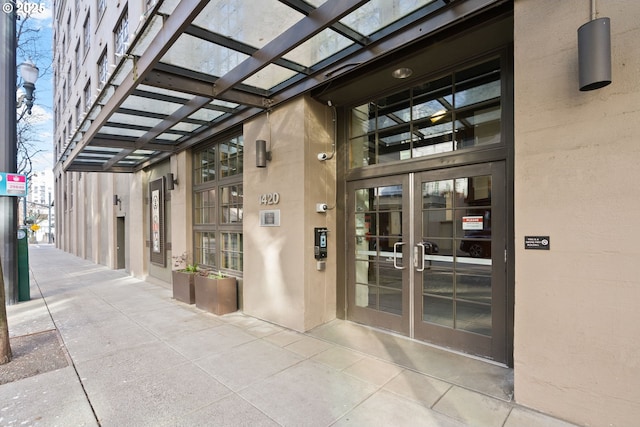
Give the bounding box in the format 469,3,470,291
0,9,38,305
18,59,39,114
0,6,18,305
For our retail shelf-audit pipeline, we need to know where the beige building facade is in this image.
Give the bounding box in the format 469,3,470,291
52,1,640,425
513,2,640,425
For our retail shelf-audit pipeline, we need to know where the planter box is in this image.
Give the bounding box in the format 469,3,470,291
194,275,237,315
172,270,196,304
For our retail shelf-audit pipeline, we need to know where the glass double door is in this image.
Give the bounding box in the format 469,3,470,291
347,162,507,362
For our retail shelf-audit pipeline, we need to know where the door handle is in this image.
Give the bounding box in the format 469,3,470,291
415,242,426,272
393,242,405,270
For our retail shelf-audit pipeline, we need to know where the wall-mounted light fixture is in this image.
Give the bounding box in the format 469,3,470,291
165,172,178,191
256,139,272,168
578,1,611,91
113,195,121,207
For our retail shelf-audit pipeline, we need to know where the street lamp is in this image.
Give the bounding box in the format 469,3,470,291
1,9,38,305
18,60,39,114
16,61,39,227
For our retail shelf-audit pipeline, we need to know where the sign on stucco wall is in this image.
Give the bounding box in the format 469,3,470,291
524,236,550,250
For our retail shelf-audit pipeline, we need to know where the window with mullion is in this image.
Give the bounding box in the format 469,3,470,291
194,146,216,184
348,57,502,168
220,184,243,224
98,51,108,89
194,187,216,225
74,42,80,76
220,135,244,178
220,232,242,271
115,11,129,56
192,132,243,273
83,14,90,56
83,80,91,112
97,0,106,19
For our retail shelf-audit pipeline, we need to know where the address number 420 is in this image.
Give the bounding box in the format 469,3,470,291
259,192,280,205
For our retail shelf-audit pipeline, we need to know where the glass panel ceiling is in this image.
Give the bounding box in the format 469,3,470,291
341,0,435,36
63,0,460,173
137,84,192,101
189,109,226,122
85,146,121,153
162,34,249,77
131,15,164,57
242,63,298,90
210,99,239,110
284,28,354,67
192,0,305,48
100,127,147,138
110,113,162,128
119,95,183,116
171,122,204,133
157,133,183,141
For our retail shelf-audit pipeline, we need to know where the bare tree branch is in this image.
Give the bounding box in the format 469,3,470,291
15,12,52,181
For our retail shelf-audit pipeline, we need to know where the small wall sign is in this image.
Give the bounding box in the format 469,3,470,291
524,236,550,250
260,209,280,227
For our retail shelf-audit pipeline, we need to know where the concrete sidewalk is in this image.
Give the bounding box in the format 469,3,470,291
1,245,579,426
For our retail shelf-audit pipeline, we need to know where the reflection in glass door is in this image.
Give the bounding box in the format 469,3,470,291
348,175,410,335
414,164,506,361
347,163,507,362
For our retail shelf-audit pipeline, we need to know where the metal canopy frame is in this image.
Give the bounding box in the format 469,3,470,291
60,0,500,173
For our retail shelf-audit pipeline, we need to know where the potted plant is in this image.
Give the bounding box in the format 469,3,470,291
194,270,237,315
171,252,198,304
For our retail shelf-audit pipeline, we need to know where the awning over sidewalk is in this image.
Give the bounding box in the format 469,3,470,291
60,0,501,173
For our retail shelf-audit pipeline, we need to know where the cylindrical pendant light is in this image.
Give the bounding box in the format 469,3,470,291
578,17,611,91
256,139,271,168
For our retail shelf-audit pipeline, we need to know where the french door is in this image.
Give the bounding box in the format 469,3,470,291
347,162,508,362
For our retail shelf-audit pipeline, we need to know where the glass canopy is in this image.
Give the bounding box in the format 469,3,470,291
60,0,496,173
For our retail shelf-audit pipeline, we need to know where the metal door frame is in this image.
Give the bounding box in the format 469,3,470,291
412,162,507,362
346,174,411,335
346,161,508,363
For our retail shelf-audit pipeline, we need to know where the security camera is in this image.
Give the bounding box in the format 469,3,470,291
317,152,328,161
316,203,328,213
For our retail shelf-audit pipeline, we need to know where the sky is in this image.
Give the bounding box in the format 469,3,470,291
15,0,54,173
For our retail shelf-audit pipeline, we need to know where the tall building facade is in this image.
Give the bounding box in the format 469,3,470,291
26,169,54,242
52,1,640,425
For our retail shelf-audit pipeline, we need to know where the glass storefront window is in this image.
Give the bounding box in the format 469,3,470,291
195,232,216,267
349,58,502,169
194,146,216,184
192,133,243,273
221,232,243,271
220,135,244,178
220,184,243,224
194,189,216,225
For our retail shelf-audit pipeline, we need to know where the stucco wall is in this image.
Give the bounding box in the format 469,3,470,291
128,169,146,278
513,1,640,425
167,151,193,277
243,96,337,332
